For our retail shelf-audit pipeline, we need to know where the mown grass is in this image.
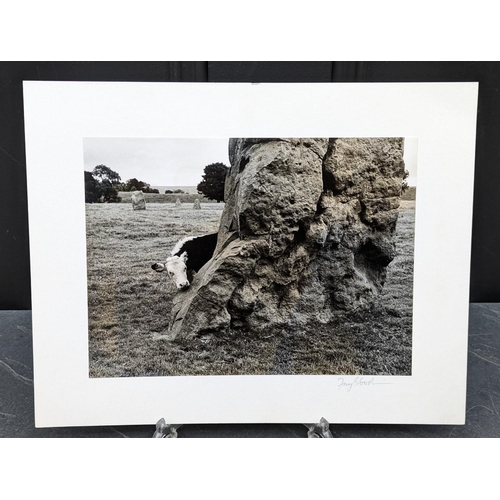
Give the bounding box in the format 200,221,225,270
87,201,414,378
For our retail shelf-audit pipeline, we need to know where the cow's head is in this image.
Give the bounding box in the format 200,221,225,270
151,252,190,290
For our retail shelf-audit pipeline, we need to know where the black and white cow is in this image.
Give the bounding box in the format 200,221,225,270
151,233,218,290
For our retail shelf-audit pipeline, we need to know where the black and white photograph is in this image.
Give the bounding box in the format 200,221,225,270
23,80,478,427
84,136,417,378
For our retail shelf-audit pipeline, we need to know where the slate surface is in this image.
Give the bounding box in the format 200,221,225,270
1,305,498,438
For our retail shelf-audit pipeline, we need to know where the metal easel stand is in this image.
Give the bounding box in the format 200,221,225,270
153,418,182,438
153,417,333,437
303,417,334,438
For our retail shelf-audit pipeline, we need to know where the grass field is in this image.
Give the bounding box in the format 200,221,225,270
86,201,414,378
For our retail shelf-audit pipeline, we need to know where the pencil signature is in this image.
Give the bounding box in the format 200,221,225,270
337,376,392,392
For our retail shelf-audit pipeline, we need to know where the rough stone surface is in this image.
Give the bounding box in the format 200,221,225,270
193,198,201,210
131,190,146,210
170,138,406,339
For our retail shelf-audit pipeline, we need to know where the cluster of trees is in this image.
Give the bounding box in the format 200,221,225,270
117,178,159,193
85,165,122,203
197,162,228,203
85,161,230,204
85,166,163,203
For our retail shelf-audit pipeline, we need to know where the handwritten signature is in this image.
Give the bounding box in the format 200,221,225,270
337,376,392,392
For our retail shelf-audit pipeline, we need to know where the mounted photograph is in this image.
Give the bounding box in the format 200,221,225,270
84,136,417,379
24,81,478,427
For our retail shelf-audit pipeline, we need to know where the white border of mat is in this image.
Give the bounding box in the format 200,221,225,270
23,81,478,427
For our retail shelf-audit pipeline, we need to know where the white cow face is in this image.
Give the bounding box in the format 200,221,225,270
165,252,190,290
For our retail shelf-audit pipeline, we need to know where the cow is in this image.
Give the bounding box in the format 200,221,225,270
151,233,218,290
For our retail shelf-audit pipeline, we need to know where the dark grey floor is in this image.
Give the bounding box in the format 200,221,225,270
1,304,499,438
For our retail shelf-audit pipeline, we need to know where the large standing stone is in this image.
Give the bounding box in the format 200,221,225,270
193,198,201,210
131,190,146,210
169,138,406,339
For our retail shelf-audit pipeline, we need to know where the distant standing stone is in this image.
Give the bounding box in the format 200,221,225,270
175,198,182,208
131,190,146,210
193,198,201,210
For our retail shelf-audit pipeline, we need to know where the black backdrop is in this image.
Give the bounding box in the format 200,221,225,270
1,61,497,309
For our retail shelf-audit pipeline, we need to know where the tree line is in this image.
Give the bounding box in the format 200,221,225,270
84,162,229,204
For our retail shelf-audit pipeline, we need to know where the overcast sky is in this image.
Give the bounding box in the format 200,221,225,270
83,138,230,187
83,137,417,187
